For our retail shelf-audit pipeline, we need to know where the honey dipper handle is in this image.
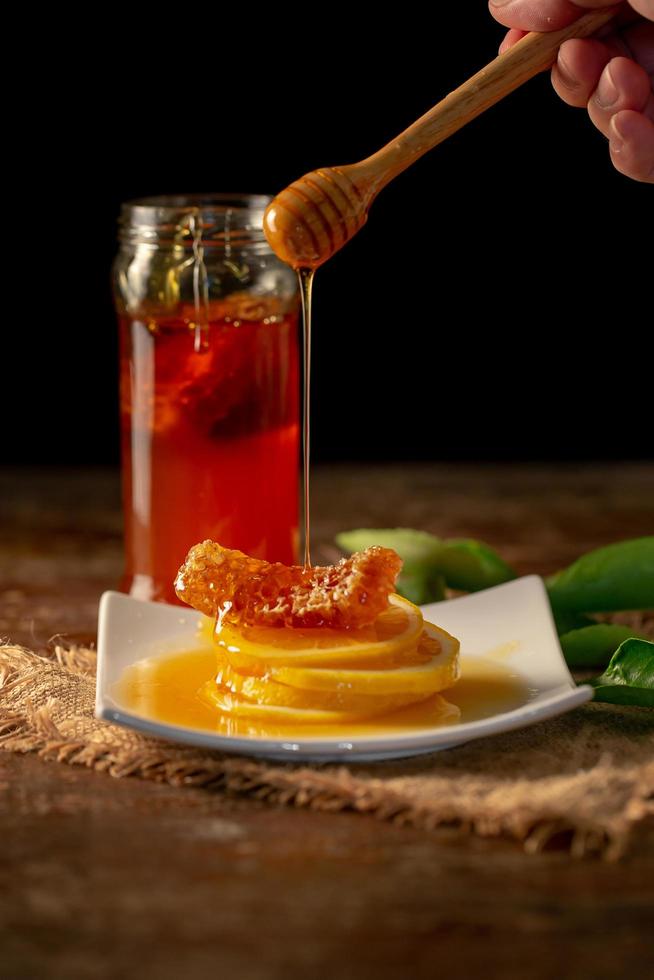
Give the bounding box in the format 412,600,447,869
356,5,622,194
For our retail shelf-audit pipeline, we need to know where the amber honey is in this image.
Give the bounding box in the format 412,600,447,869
114,195,301,605
114,644,530,740
119,300,299,604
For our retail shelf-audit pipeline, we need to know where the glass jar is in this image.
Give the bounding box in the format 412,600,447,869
113,194,300,604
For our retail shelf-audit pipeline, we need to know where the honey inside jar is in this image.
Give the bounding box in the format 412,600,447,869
114,195,300,605
119,298,299,604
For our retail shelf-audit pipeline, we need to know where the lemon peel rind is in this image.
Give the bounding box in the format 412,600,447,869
215,594,424,667
268,623,460,695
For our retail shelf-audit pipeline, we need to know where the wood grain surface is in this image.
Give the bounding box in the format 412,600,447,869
1,464,653,980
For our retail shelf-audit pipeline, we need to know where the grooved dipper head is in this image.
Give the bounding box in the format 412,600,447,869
263,166,369,269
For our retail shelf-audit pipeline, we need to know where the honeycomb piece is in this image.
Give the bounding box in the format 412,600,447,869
174,541,402,629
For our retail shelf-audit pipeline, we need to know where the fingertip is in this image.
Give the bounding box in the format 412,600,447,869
598,58,653,114
609,110,654,184
552,56,585,107
551,40,611,108
588,59,654,140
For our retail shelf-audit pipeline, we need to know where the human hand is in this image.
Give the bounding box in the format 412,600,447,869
488,1,654,182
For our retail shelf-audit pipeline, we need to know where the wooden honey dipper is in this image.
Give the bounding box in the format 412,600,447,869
264,5,622,268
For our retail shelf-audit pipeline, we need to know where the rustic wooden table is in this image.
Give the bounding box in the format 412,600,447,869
1,464,653,980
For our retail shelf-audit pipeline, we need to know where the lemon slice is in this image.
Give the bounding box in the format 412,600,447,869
269,623,460,696
215,659,429,714
199,680,460,725
215,594,424,670
199,681,360,723
198,681,461,730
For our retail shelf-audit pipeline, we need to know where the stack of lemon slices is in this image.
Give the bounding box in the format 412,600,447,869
199,595,461,725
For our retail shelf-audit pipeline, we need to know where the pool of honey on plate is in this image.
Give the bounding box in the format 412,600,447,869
113,643,532,740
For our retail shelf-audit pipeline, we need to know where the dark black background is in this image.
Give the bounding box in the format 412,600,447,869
7,8,652,465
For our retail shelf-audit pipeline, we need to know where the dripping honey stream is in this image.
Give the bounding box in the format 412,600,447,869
298,267,314,568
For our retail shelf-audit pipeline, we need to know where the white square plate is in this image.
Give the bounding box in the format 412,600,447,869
96,576,593,762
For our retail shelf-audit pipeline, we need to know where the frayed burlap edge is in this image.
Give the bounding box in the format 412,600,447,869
1,643,652,860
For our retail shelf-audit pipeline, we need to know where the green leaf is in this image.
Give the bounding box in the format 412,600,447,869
560,624,643,669
336,528,443,567
553,609,595,636
397,571,446,605
336,529,447,602
434,539,515,592
591,684,654,707
336,528,514,596
547,537,654,614
590,638,654,707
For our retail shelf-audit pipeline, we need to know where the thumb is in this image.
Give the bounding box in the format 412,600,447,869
489,0,618,32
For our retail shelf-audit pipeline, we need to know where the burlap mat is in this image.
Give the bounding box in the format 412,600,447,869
1,643,652,859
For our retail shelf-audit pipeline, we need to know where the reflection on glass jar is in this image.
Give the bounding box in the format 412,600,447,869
114,195,300,604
